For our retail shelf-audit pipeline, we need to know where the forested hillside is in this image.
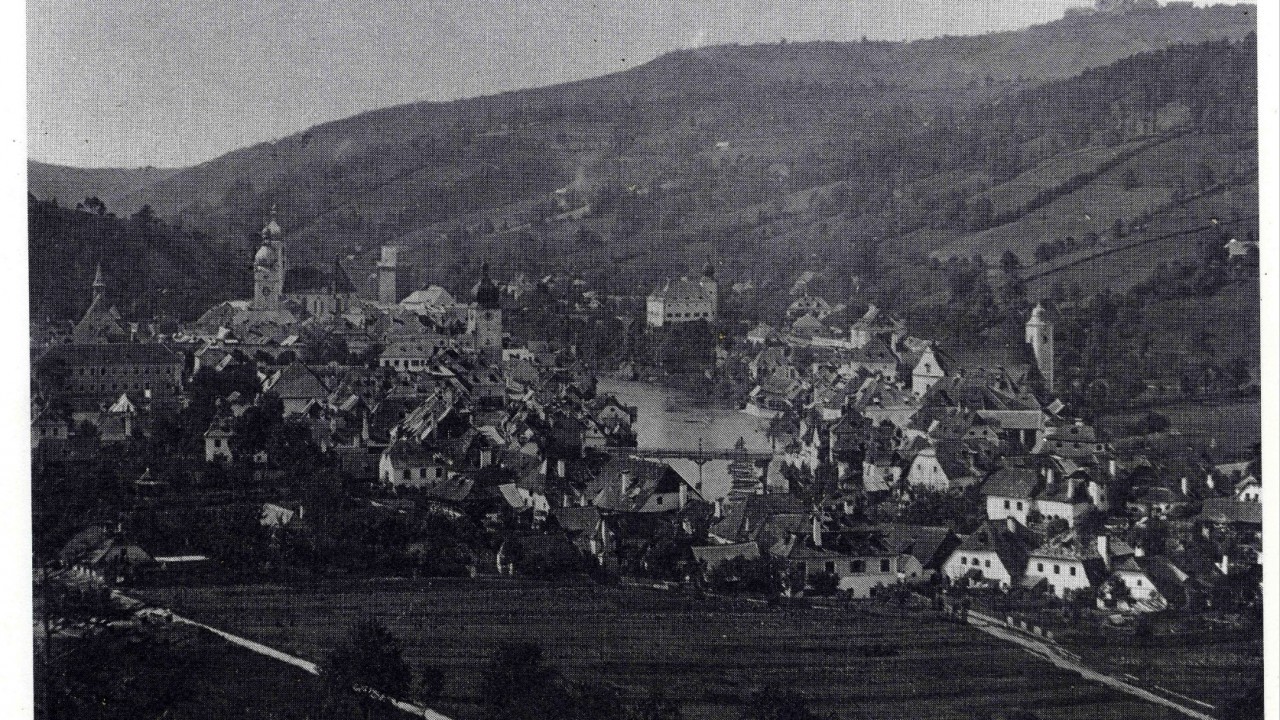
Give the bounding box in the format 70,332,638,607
27,5,1256,334
28,196,245,323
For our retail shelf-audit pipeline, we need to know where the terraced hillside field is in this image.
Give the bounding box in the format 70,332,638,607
139,579,1186,720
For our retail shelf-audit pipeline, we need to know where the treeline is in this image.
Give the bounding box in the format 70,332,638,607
28,195,245,322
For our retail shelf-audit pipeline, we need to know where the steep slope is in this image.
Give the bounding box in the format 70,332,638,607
106,4,1253,256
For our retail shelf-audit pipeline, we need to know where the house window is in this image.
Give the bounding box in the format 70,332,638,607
656,496,663,506
435,468,443,479
1037,563,1044,572
880,559,891,573
984,560,991,568
852,560,866,573
825,561,835,574
1136,579,1143,587
1004,500,1011,509
1016,502,1024,510
1053,565,1061,575
1069,566,1076,576
403,469,410,480
419,468,427,479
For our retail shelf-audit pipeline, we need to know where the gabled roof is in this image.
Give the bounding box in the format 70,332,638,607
553,506,603,535
692,542,761,570
983,467,1041,499
880,524,956,570
263,361,331,400
1198,497,1262,526
955,518,1040,576
39,342,182,367
650,277,711,303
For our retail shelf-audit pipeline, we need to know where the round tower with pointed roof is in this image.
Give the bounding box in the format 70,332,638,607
253,207,286,310
1025,302,1054,392
468,262,503,364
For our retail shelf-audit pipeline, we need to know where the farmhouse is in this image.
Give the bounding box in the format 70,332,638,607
942,517,1040,589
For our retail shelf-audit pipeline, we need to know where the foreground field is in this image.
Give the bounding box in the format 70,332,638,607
139,579,1187,720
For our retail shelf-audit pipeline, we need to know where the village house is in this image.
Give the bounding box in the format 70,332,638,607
203,418,235,462
1104,550,1187,612
904,441,977,490
786,294,833,321
942,517,1040,590
881,524,959,582
911,344,952,396
1023,533,1124,599
768,514,904,598
379,437,452,488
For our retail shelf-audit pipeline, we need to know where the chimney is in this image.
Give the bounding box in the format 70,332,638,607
1219,554,1230,576
1005,516,1017,534
1133,545,1145,558
1205,473,1215,491
1108,458,1117,479
1180,476,1189,497
714,498,723,519
1045,467,1055,486
811,513,823,547
361,413,370,444
1096,536,1109,569
298,505,304,520
679,481,688,510
620,468,633,497
557,458,567,478
1067,475,1078,501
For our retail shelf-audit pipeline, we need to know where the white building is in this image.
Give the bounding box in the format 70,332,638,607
646,264,717,329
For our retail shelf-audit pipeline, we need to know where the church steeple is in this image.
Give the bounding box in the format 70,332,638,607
92,262,106,304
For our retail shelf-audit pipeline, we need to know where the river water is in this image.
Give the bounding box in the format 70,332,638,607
596,378,774,501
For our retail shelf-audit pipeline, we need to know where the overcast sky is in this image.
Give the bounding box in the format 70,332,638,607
26,0,1249,168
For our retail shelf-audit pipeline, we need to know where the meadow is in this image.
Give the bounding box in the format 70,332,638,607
140,579,1188,720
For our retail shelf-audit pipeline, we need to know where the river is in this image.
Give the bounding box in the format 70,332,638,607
596,378,774,501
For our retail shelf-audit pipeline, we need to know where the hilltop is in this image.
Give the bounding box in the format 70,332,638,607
27,4,1256,319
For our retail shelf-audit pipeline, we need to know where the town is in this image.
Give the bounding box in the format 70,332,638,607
27,1,1262,719
32,200,1261,719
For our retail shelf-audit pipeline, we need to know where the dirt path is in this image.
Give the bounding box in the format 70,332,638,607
964,609,1217,720
113,590,453,720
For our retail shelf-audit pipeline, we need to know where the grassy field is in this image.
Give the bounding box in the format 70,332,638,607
138,579,1189,720
1101,398,1261,459
40,619,329,720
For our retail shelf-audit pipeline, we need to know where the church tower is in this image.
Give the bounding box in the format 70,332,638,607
377,246,399,304
468,262,503,364
1025,302,1054,392
253,208,286,310
699,259,718,322
92,262,106,305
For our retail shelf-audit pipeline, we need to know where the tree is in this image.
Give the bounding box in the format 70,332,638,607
630,687,685,720
319,617,413,701
480,642,569,720
999,250,1021,275
739,685,823,720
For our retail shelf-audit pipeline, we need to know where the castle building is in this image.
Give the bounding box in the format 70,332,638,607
645,262,718,329
468,263,503,364
1025,303,1054,393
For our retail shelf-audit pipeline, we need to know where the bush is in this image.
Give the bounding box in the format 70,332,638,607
808,571,840,595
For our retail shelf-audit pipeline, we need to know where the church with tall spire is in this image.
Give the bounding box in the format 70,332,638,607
72,263,127,343
253,207,287,311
